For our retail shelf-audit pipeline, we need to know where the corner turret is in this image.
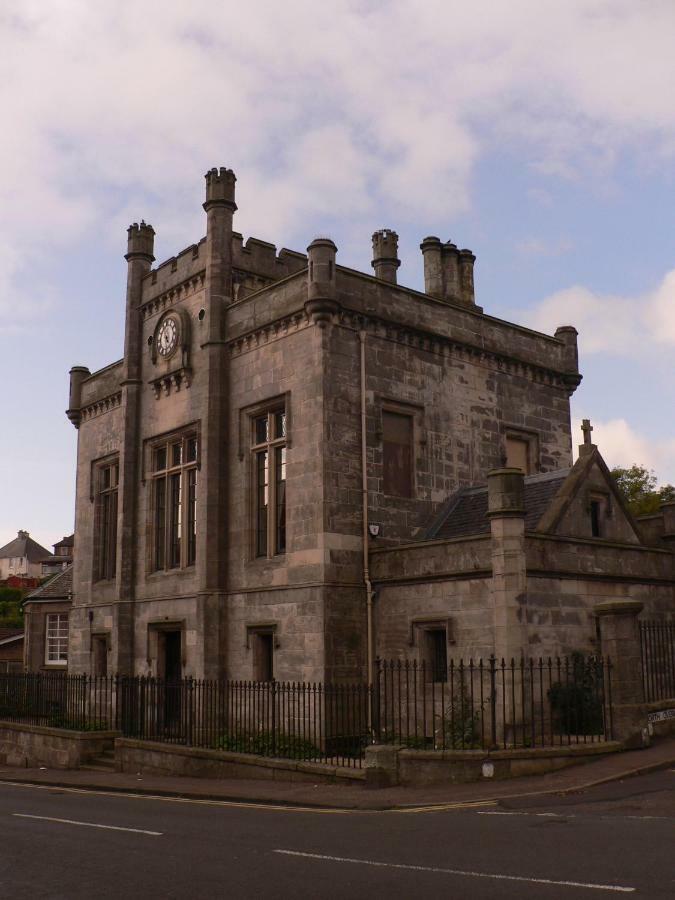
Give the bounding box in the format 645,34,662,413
306,237,339,327
125,221,155,262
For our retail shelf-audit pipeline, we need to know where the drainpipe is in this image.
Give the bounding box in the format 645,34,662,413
359,332,375,715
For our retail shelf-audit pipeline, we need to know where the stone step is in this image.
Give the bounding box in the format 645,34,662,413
80,762,117,773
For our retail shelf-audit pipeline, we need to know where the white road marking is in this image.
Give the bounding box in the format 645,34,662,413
273,849,635,893
478,810,671,822
12,813,162,835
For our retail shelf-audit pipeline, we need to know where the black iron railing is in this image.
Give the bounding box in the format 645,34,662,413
374,655,613,750
0,654,614,765
640,621,675,702
0,673,369,767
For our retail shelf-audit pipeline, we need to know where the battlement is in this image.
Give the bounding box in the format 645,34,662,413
142,237,207,300
232,232,306,279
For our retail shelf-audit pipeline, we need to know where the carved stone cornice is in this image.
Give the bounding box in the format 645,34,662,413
140,272,206,319
226,304,580,392
228,311,310,357
149,366,192,399
80,392,122,423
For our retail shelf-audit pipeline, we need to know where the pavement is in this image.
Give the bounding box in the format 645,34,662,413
0,735,673,810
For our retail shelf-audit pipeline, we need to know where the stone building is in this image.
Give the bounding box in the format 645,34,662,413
65,166,674,683
23,566,72,673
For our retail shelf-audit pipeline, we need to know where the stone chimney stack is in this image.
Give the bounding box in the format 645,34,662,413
458,248,476,306
67,365,91,429
487,468,525,519
441,241,460,301
371,229,400,284
420,236,443,299
421,237,478,307
487,468,528,666
306,237,339,327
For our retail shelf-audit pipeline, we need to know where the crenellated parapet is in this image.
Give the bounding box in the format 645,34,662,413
231,233,306,292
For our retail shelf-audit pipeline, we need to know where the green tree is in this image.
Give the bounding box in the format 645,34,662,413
610,464,675,517
0,587,25,627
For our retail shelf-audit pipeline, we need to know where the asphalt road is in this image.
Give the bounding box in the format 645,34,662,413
0,770,673,899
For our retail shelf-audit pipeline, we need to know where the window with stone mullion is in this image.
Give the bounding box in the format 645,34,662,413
151,434,197,571
252,410,286,557
95,460,118,582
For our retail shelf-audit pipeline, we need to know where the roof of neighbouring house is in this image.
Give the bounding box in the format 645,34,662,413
0,531,51,562
53,534,74,550
24,565,73,602
0,627,24,645
425,468,571,541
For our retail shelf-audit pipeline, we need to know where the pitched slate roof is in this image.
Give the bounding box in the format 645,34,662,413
0,531,51,562
0,627,23,643
426,469,570,541
24,565,73,602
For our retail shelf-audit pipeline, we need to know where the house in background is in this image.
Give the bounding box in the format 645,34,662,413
40,534,74,577
0,531,52,582
23,566,72,673
0,628,24,673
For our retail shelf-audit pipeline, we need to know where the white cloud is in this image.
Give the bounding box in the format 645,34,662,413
572,417,675,485
2,1,675,328
521,269,675,355
516,237,574,258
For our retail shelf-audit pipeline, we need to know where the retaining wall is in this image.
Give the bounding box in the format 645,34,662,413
0,722,118,769
116,739,365,785
365,741,625,786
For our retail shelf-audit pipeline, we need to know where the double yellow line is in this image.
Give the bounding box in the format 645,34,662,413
1,779,497,815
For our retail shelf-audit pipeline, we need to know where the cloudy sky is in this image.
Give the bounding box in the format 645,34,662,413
1,0,674,550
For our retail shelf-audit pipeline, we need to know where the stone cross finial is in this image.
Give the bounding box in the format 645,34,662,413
581,418,593,445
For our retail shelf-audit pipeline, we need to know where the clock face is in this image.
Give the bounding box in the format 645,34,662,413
157,317,178,357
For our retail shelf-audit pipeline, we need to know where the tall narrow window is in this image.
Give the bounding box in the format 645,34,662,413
382,410,413,497
590,499,602,537
252,631,274,681
95,459,118,581
425,628,447,683
151,432,198,571
45,613,69,666
252,408,287,557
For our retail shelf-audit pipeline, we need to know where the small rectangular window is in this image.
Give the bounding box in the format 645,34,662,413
45,613,68,666
382,411,413,497
506,436,530,474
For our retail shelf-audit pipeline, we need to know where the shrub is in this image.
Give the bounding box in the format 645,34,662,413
548,653,605,735
213,730,322,759
439,679,482,749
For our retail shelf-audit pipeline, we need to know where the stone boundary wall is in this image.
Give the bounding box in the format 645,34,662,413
0,722,119,769
116,739,365,785
365,741,624,787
